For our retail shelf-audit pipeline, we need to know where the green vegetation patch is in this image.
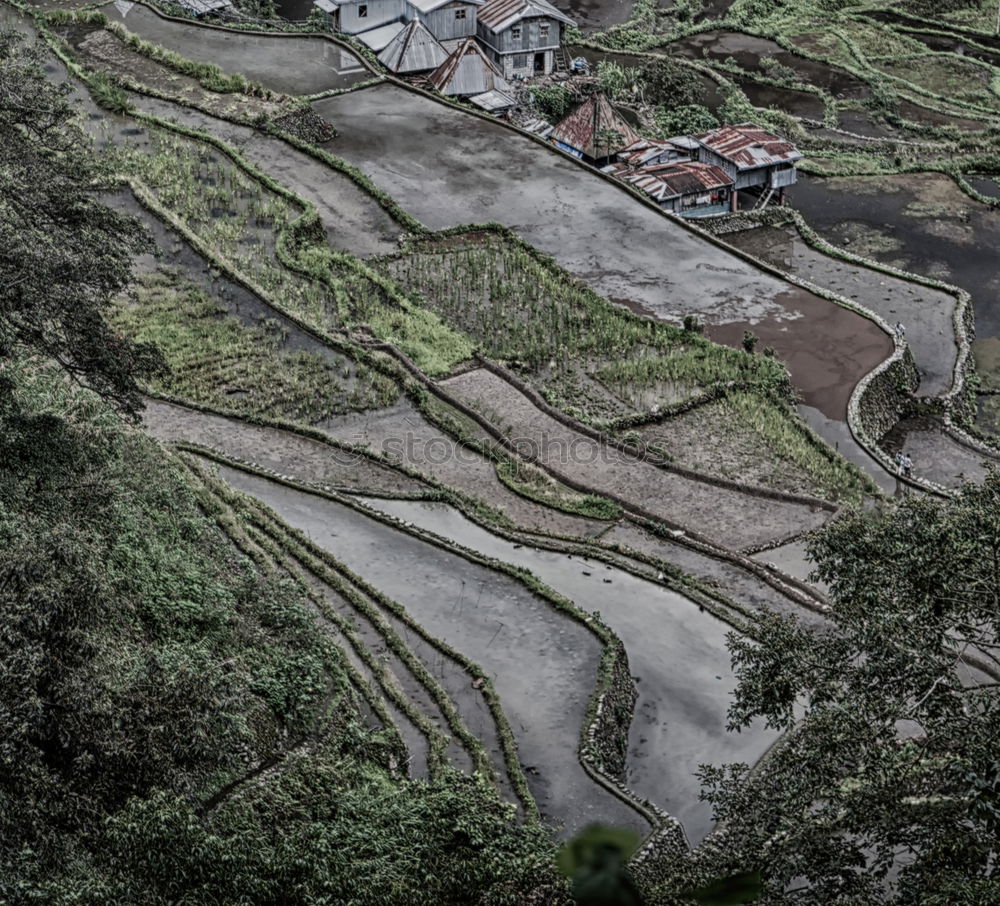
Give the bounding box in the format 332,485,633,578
637,391,874,501
111,268,398,421
379,234,790,416
0,361,567,904
496,459,623,521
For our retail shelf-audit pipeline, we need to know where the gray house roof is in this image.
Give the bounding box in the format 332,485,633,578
429,37,510,96
409,0,484,11
358,21,405,51
478,0,574,32
378,20,450,73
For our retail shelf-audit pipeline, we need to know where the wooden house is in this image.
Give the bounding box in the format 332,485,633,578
408,0,484,41
312,0,409,35
609,160,734,218
549,93,641,163
476,0,575,79
693,123,802,209
428,37,515,112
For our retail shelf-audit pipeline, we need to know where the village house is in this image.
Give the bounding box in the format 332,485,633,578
312,0,409,36
605,126,801,215
378,19,449,73
428,37,516,112
409,0,483,41
693,123,802,209
475,0,575,79
611,160,734,217
549,93,640,163
313,0,575,80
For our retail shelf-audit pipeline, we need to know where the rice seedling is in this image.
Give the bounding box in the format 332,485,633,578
112,269,397,421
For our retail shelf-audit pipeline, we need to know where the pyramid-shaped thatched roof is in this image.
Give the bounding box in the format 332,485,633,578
428,38,509,97
549,93,641,160
377,20,449,74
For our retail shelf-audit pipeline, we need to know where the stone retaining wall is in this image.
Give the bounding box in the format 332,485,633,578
585,641,637,780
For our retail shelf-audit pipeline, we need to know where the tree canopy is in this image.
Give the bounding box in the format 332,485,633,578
693,477,1000,905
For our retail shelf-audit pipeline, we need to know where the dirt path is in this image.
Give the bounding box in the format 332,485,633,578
440,368,832,550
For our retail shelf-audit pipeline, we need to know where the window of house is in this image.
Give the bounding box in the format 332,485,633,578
358,3,367,15
511,26,522,40
513,53,527,68
455,7,466,17
539,23,549,38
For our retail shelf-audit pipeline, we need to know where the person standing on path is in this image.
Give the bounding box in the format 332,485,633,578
902,454,913,478
895,321,906,341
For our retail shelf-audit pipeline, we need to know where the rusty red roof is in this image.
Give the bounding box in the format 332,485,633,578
549,94,641,159
621,161,732,202
694,123,802,170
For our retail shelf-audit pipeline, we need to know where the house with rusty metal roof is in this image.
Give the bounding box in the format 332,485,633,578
693,123,802,208
378,19,449,72
549,94,641,163
428,37,516,112
611,160,734,218
476,0,575,79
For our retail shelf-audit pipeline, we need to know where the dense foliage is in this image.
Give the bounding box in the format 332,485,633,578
0,30,161,416
689,478,1000,905
0,362,568,905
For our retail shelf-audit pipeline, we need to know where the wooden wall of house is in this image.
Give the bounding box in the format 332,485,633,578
735,168,768,189
418,1,478,39
696,147,736,179
340,0,407,34
771,163,797,187
478,17,561,52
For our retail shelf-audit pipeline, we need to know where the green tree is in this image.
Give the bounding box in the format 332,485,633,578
0,30,162,417
654,104,719,137
642,57,705,108
697,475,1000,905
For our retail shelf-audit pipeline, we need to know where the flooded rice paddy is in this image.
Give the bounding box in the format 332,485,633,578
217,466,648,838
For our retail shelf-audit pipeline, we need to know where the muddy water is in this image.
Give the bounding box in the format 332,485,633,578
558,0,633,32
734,76,826,118
666,30,868,98
792,173,1000,438
100,3,368,95
705,289,892,421
358,496,777,843
968,175,1000,201
217,467,648,838
723,224,958,398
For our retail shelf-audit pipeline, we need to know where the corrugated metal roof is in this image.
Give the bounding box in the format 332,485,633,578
548,94,641,159
429,37,509,95
616,137,693,168
378,20,449,72
478,0,574,32
622,161,732,202
357,20,405,51
178,0,232,12
410,0,484,11
470,88,516,112
695,123,802,170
